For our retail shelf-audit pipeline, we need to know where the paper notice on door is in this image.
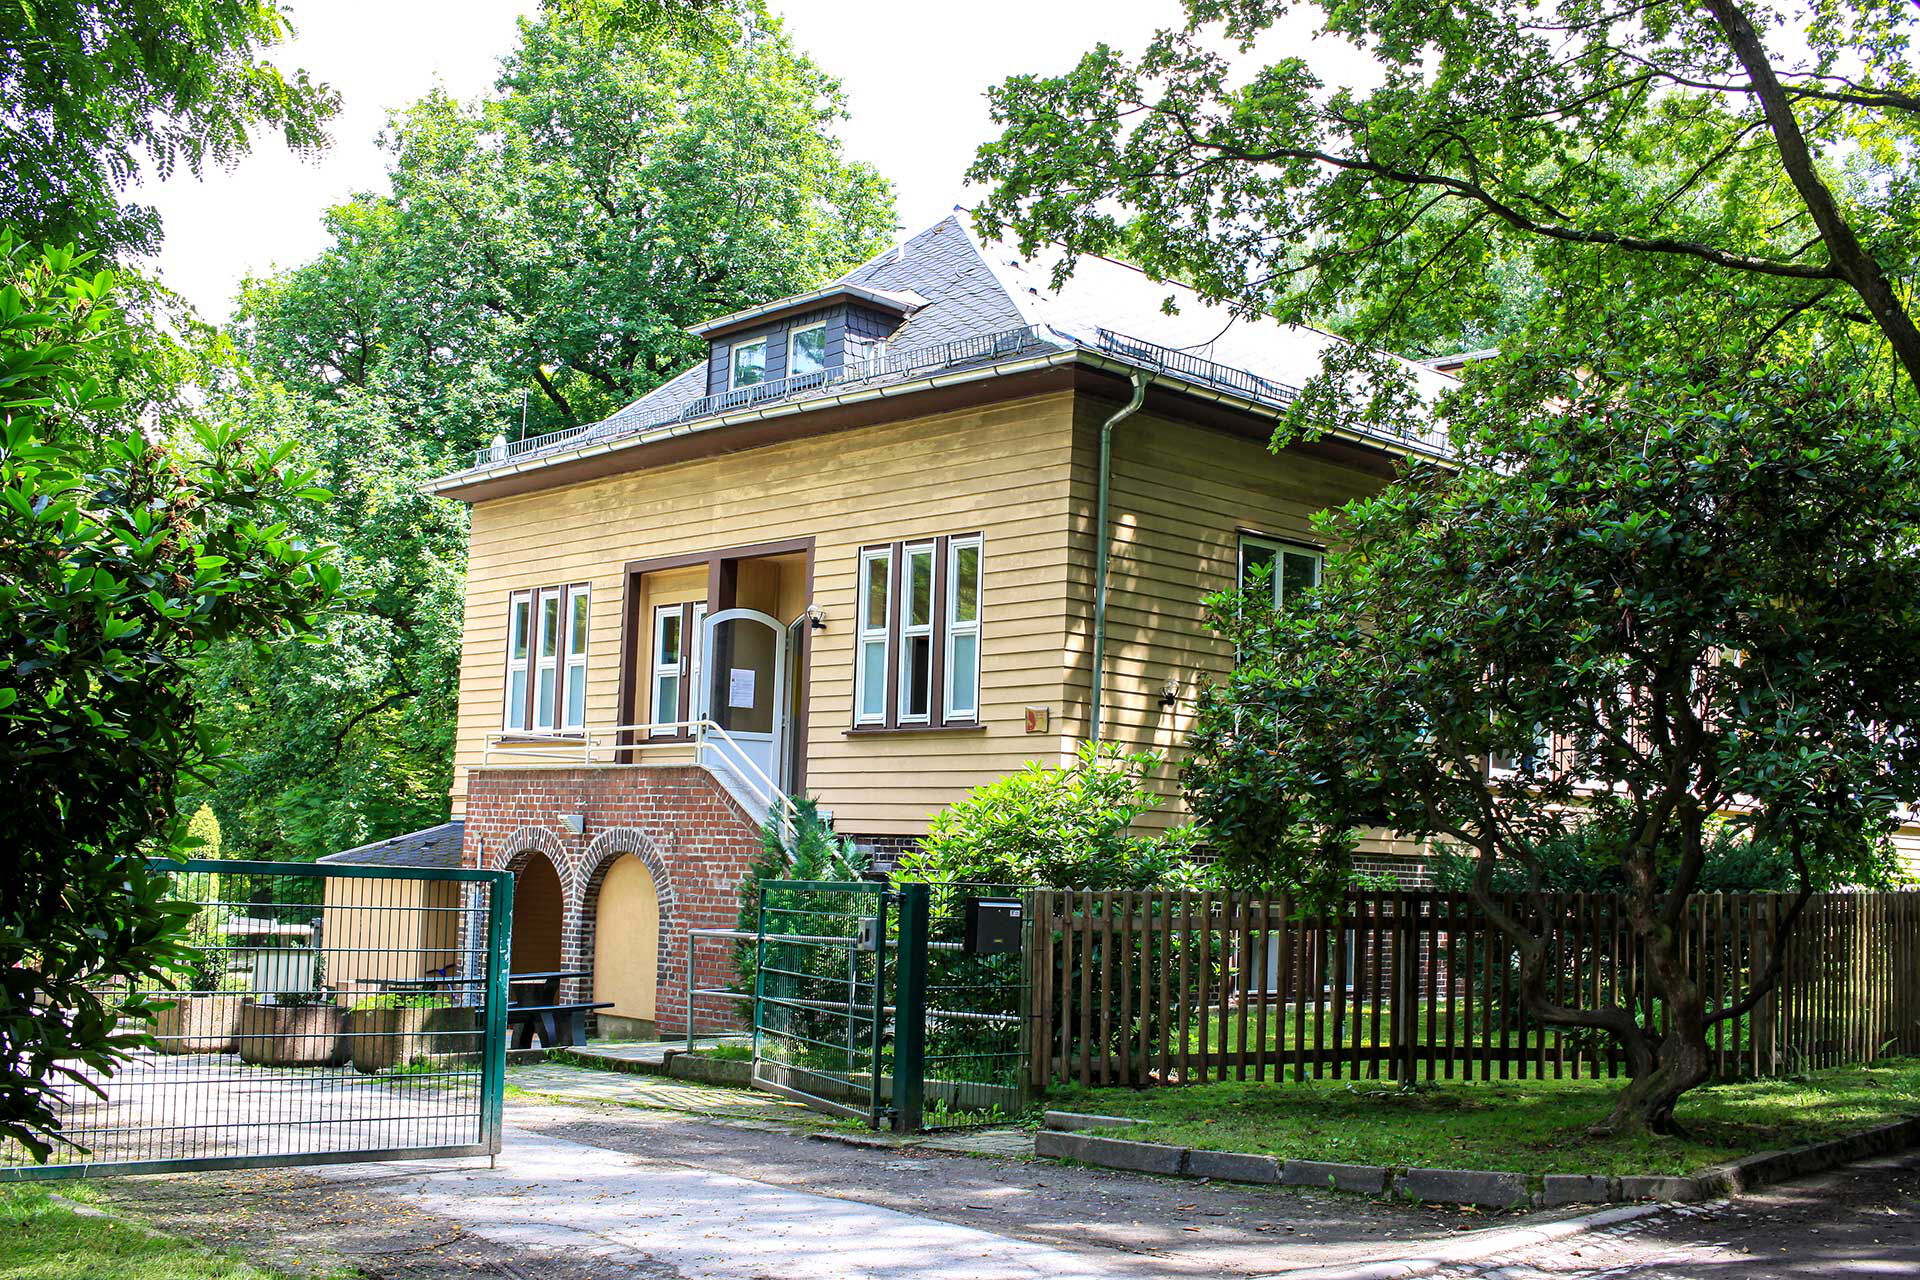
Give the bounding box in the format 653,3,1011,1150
728,668,757,709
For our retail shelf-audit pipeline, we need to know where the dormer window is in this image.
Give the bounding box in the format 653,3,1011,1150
789,322,827,379
730,337,768,390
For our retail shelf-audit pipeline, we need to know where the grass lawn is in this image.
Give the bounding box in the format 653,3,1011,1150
1050,1058,1920,1177
0,1184,337,1280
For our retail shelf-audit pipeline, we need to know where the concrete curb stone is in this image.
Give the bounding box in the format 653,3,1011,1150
1042,1110,1138,1132
1032,1129,1188,1174
1186,1149,1282,1184
1540,1174,1613,1207
1397,1167,1529,1209
1282,1160,1390,1194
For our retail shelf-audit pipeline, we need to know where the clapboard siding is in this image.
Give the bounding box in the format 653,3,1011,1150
453,392,1082,832
1062,400,1396,834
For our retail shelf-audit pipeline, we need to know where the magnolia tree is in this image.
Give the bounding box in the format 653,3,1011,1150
1184,356,1920,1134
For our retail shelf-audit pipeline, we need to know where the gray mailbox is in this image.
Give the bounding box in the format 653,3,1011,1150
963,897,1023,955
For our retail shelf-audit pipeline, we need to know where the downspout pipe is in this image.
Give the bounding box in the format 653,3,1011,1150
1089,371,1150,747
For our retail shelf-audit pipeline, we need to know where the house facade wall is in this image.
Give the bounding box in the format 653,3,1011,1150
451,389,1086,838
1058,396,1435,870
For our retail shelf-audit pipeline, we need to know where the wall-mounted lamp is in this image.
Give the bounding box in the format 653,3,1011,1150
808,604,828,632
1158,677,1181,711
557,812,586,836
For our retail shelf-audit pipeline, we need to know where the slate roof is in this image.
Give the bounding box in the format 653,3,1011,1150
445,212,1455,481
317,821,465,869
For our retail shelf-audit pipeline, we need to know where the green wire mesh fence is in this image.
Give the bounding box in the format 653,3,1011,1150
1,858,511,1180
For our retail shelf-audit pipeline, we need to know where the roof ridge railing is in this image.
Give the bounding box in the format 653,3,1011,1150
467,320,1443,470
472,324,1062,468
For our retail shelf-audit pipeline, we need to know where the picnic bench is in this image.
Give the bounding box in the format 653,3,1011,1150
371,969,610,1049
505,970,609,1049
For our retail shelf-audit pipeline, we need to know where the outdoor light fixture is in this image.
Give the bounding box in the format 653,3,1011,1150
557,812,585,835
1159,677,1181,710
809,604,828,632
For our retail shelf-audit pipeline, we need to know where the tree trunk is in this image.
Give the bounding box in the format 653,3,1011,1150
1593,900,1714,1137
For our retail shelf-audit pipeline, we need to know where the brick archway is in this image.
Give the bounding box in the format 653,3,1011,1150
496,835,568,975
579,828,677,1029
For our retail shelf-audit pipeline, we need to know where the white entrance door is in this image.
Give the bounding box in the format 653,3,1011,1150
697,608,788,801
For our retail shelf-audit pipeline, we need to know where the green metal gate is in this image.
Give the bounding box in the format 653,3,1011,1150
750,879,1029,1131
1,858,512,1180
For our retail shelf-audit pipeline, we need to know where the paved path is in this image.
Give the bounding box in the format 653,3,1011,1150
508,1059,814,1122
317,1123,1141,1280
1428,1148,1920,1279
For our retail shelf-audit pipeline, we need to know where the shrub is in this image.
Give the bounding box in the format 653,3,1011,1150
897,743,1202,890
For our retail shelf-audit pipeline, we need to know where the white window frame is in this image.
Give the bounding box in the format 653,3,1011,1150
943,534,983,722
1237,533,1323,608
649,604,683,736
562,583,590,732
788,321,827,380
689,602,709,723
897,540,936,725
854,547,891,726
729,337,768,390
531,586,563,733
503,590,532,731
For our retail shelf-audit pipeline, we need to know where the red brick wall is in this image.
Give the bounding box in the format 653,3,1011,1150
461,766,765,1033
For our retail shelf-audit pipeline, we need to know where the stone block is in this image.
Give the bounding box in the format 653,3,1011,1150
1033,1129,1188,1175
1281,1160,1390,1194
1043,1111,1139,1132
1540,1174,1613,1206
1185,1149,1281,1184
1397,1167,1530,1208
1616,1174,1706,1203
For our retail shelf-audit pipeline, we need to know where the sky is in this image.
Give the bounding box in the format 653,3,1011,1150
132,0,1341,321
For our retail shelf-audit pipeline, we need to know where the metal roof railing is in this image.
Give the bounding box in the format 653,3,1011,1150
465,320,1445,472
472,324,1063,469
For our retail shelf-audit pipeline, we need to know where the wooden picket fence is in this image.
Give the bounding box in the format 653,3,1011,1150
1025,889,1920,1091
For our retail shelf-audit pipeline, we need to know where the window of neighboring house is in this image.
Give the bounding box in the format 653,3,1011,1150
730,337,768,390
504,583,589,734
1237,533,1323,608
789,322,827,379
504,591,532,731
855,534,985,730
944,535,982,721
649,605,683,735
854,548,891,725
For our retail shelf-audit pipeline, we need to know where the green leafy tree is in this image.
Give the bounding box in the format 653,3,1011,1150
897,745,1203,890
0,0,337,258
192,5,896,861
971,0,1920,396
0,235,340,1158
1184,354,1920,1135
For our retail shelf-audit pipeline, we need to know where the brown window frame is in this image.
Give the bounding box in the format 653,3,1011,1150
849,532,985,733
502,581,590,737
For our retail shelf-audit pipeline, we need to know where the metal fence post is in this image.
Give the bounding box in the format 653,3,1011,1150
869,888,891,1129
892,882,928,1133
481,870,514,1161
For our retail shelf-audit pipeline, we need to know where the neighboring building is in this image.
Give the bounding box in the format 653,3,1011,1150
317,822,465,997
412,212,1453,1034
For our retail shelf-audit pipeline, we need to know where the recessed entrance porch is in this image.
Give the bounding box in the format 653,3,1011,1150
621,540,811,818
